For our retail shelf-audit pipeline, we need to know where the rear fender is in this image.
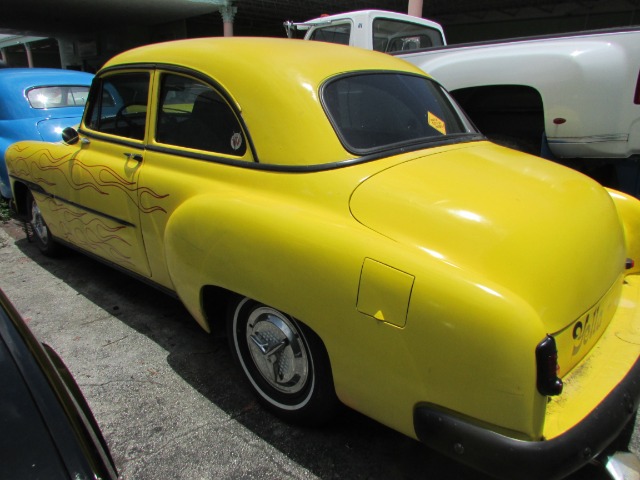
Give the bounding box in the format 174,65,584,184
162,193,364,334
162,193,551,439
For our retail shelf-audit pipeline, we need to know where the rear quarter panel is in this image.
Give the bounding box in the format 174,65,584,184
156,163,549,439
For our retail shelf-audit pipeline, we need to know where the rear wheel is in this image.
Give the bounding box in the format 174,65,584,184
27,191,60,256
228,297,339,425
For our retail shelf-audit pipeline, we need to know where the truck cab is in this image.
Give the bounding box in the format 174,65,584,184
285,10,446,53
290,9,640,196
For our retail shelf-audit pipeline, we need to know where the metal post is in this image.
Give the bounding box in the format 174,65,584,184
219,4,237,37
25,42,34,67
408,0,423,17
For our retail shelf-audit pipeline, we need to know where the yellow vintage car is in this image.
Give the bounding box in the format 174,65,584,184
6,37,640,479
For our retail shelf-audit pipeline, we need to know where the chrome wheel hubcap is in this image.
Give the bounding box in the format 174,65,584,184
246,307,309,394
31,200,48,244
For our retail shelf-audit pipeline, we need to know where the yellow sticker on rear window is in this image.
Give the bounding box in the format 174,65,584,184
428,111,446,135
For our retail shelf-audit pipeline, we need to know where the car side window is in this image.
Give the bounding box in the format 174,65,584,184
85,72,149,140
156,73,246,156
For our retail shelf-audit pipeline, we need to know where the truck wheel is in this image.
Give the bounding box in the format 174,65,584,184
27,191,60,256
228,297,339,425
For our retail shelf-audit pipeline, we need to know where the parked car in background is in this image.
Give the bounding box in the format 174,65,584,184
0,68,93,198
0,288,118,479
5,37,640,479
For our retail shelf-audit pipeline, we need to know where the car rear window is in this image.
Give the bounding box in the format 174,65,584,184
26,86,90,109
372,18,445,52
308,23,351,45
322,73,475,154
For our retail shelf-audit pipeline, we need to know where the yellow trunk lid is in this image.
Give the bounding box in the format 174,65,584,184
350,142,626,346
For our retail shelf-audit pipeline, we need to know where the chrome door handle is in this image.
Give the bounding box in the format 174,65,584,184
124,153,143,161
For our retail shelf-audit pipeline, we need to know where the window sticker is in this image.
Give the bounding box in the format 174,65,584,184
230,132,243,151
428,111,446,135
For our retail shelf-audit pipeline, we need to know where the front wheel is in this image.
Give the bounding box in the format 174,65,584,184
228,297,339,425
27,191,60,256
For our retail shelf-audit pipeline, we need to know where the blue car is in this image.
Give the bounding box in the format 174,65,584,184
0,68,93,198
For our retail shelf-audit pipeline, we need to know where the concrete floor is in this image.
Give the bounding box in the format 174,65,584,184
0,219,636,480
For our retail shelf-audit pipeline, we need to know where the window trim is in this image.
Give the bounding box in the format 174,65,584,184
320,70,478,156
83,69,151,142
91,63,259,162
153,70,250,159
82,64,482,172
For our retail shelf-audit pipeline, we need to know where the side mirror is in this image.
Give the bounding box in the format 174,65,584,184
62,126,79,145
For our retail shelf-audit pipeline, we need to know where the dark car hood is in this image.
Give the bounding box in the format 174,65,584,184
0,289,117,480
0,335,71,479
349,142,625,333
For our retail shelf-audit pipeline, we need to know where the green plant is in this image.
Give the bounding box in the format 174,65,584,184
0,198,10,223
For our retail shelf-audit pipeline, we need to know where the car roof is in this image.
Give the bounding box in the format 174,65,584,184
101,37,429,165
0,68,94,120
0,68,93,91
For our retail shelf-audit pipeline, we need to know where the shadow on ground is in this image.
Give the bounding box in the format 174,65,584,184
8,226,617,480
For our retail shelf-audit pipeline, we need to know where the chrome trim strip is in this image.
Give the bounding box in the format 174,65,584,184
547,134,629,145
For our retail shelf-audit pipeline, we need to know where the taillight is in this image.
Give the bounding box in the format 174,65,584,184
536,335,563,396
635,70,640,105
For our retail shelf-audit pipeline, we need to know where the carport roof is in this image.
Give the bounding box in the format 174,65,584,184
0,0,632,37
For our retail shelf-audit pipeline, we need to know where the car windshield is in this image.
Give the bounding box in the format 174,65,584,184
26,85,90,109
322,73,476,154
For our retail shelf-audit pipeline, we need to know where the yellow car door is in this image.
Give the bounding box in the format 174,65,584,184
72,70,153,276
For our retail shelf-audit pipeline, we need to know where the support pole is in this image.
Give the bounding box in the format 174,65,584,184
25,42,34,67
408,0,423,17
219,5,237,37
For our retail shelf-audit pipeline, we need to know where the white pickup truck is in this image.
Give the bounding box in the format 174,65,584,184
286,10,640,192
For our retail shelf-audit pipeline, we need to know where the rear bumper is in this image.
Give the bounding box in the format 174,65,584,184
414,352,640,480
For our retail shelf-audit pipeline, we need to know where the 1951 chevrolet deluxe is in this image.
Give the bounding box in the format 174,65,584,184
5,37,640,479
